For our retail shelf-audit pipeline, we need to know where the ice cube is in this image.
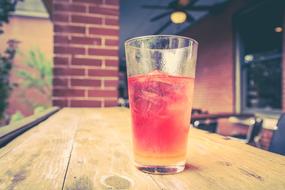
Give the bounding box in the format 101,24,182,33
131,72,174,115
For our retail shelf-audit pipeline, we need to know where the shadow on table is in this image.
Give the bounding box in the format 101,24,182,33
184,163,201,171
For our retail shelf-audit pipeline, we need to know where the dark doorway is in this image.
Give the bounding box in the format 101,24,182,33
235,0,284,114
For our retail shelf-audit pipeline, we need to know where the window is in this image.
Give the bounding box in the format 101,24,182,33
235,0,284,114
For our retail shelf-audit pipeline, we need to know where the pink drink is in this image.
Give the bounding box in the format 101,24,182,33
128,71,194,166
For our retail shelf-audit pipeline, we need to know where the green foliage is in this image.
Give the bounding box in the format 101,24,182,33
16,48,53,109
0,40,17,120
9,106,46,124
0,0,23,123
17,49,52,97
33,106,46,114
9,110,24,123
0,0,23,34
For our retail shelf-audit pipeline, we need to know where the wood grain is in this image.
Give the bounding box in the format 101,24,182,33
0,107,59,138
63,108,160,190
0,108,80,189
0,107,59,147
74,108,284,190
151,129,285,190
0,108,284,190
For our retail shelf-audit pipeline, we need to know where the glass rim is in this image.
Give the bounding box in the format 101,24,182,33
125,35,198,51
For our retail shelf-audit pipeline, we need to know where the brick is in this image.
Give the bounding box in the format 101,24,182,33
105,59,118,66
104,100,118,107
54,67,85,76
53,13,69,22
71,79,101,87
105,39,118,46
54,46,85,55
72,57,102,66
54,25,86,34
88,48,117,56
53,0,120,109
260,133,272,150
54,3,86,13
89,6,118,16
88,69,117,77
53,99,68,107
54,36,69,44
71,15,102,25
72,0,102,4
88,89,117,97
53,89,85,97
89,27,119,36
105,0,119,6
104,80,118,87
53,78,68,87
105,18,118,26
54,57,69,65
70,100,101,107
70,36,101,45
260,129,274,150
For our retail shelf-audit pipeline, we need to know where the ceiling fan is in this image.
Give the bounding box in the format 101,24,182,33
142,0,229,34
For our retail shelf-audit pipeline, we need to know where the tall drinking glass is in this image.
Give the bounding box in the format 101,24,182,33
125,35,198,174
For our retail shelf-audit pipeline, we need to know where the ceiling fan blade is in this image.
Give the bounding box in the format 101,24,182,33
188,0,199,6
183,0,199,9
142,5,171,10
187,14,195,22
150,11,172,22
154,21,172,34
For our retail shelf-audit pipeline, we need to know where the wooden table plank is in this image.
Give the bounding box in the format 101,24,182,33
0,107,59,138
151,129,285,190
0,108,80,190
75,108,284,190
0,107,59,147
63,108,160,190
0,108,285,190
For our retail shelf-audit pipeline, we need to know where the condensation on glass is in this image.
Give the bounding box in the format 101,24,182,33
125,35,198,78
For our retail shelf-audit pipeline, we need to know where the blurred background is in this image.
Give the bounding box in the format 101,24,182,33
0,0,52,125
0,0,284,151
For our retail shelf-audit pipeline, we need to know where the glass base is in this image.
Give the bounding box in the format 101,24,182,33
135,163,185,175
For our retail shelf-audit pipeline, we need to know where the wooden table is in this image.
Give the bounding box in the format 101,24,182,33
0,108,285,190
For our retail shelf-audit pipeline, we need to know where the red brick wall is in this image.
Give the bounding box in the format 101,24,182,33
260,129,274,150
52,0,119,107
181,1,247,113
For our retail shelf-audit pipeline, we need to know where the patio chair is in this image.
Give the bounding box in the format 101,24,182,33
191,109,217,133
230,117,263,145
191,112,256,134
193,119,218,133
269,113,285,155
